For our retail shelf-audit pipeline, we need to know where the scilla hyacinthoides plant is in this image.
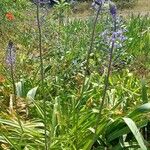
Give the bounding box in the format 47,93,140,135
85,0,105,75
77,0,105,111
74,0,105,109
6,41,16,67
98,0,117,118
74,1,106,147
99,3,128,70
36,0,48,149
89,1,121,149
6,41,23,134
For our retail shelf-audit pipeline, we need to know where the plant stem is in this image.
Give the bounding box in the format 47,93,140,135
10,63,23,130
90,17,117,149
85,6,101,75
75,5,102,109
74,5,102,149
36,3,48,150
8,41,24,149
99,20,116,115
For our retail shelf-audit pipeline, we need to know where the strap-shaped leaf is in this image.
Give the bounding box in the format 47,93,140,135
141,79,148,103
123,117,147,150
128,103,150,118
27,87,38,100
15,81,23,97
2,133,20,150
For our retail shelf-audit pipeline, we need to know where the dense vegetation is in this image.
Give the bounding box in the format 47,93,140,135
0,0,150,149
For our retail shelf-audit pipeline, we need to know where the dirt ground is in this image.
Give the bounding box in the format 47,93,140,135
72,0,150,19
119,0,150,17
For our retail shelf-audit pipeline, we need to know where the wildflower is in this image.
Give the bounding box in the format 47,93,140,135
5,12,15,21
109,2,117,18
92,0,105,10
6,41,16,67
100,27,127,49
94,0,104,6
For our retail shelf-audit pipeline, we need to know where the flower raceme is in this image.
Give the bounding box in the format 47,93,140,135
98,1,127,50
92,0,105,10
109,2,117,18
92,0,117,17
5,12,15,21
94,0,105,6
100,19,127,50
6,41,16,67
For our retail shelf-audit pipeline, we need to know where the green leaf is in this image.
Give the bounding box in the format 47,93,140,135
123,117,147,150
83,118,109,150
51,97,59,137
26,87,38,100
2,133,20,150
32,101,44,119
106,119,147,142
44,65,52,74
141,79,148,103
15,81,23,97
128,103,150,118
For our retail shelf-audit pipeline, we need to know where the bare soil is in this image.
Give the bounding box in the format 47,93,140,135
73,0,150,18
119,0,150,17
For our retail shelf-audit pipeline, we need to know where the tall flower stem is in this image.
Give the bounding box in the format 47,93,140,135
99,18,116,115
74,5,102,149
8,41,24,141
76,4,102,109
90,17,117,149
85,6,101,76
36,3,48,150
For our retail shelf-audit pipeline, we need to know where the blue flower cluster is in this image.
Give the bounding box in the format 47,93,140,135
6,41,16,67
100,25,127,50
91,0,127,49
91,0,129,70
109,2,117,18
92,0,105,9
92,0,117,18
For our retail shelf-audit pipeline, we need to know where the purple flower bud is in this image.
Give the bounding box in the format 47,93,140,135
109,2,117,18
6,41,16,67
92,0,105,10
94,0,104,6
